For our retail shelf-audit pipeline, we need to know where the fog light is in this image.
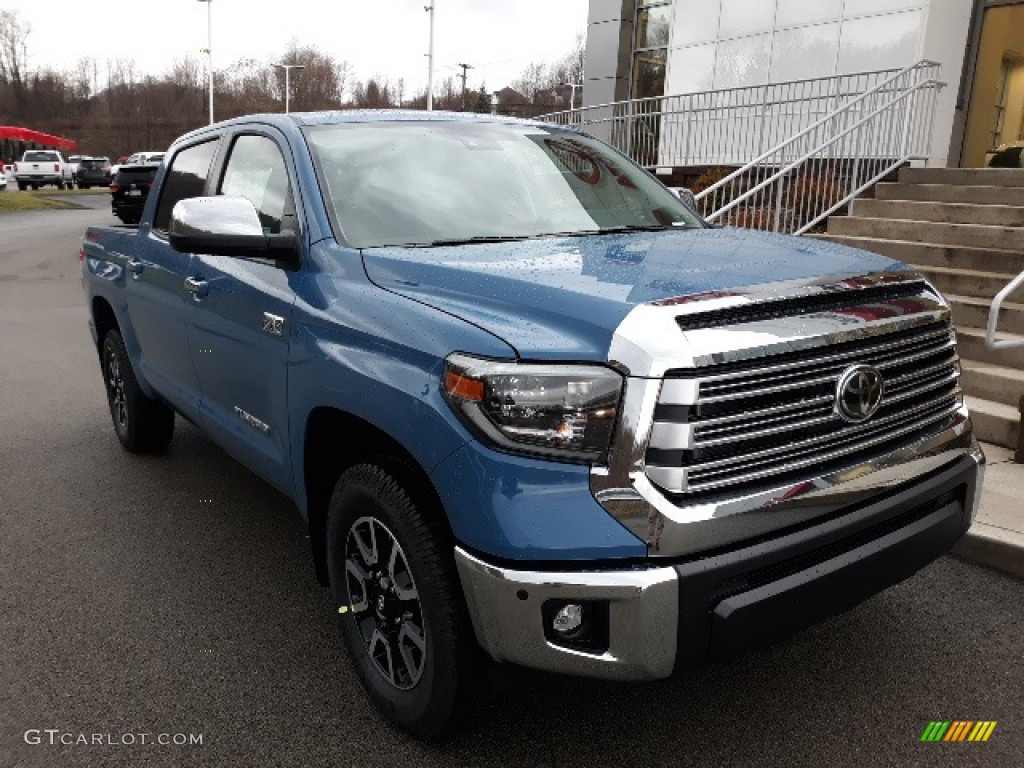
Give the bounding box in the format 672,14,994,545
552,603,584,635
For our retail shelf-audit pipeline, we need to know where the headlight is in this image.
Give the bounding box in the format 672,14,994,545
442,353,623,463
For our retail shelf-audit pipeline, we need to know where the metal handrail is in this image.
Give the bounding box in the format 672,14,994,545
986,271,1024,350
539,60,945,234
540,65,907,123
704,76,943,232
539,67,912,170
694,62,937,200
693,60,944,233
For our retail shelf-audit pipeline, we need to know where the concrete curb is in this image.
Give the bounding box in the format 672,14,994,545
952,524,1024,581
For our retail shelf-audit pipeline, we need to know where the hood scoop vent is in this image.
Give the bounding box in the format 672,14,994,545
674,280,930,332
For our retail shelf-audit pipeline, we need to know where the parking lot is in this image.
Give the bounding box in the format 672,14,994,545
0,199,1021,767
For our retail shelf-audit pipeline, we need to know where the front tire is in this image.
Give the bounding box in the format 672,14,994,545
326,463,473,739
101,330,174,452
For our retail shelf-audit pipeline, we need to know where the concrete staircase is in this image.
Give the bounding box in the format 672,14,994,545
819,167,1024,452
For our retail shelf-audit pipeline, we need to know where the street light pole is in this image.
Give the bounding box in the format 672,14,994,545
561,81,582,111
198,0,214,124
273,64,306,113
457,62,474,111
425,2,435,111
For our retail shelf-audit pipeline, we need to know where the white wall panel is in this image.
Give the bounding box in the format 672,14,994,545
836,11,924,74
665,43,718,94
770,23,841,82
718,0,777,40
775,0,842,27
672,0,722,47
714,33,772,88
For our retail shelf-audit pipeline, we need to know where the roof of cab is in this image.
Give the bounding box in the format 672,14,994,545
289,109,550,128
168,109,567,152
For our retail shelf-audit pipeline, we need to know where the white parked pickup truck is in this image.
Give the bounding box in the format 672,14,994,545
14,150,68,190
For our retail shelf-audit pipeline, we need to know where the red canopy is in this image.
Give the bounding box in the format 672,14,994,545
0,126,77,151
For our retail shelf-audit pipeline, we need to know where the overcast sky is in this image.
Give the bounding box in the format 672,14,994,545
7,0,588,94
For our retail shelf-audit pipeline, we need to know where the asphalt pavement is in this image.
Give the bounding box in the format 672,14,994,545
0,200,1021,767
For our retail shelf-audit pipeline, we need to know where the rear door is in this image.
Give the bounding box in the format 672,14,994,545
125,138,220,420
182,129,301,494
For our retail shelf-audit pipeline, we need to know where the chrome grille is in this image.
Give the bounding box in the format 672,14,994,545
645,319,961,496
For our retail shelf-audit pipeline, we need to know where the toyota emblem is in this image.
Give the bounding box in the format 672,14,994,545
835,365,885,422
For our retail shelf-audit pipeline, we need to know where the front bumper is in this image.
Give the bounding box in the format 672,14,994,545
456,447,983,681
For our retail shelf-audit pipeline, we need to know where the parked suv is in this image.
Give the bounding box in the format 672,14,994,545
76,157,113,189
109,165,158,224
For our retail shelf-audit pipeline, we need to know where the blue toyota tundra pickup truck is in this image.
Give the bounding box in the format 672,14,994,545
81,111,985,738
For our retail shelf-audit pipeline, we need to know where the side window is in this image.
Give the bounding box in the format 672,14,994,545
153,140,219,233
219,135,294,235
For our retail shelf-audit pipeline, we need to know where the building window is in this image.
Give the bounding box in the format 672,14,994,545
632,1,672,100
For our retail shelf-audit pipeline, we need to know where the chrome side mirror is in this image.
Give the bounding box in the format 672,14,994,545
169,196,299,265
674,187,697,209
171,196,265,237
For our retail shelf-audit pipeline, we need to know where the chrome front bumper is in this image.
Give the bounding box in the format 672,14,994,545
456,445,984,681
454,548,679,680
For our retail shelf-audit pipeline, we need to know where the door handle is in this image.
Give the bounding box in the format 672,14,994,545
126,258,144,276
184,276,209,299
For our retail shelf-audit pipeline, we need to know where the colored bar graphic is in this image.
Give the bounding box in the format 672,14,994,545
922,721,996,743
921,721,950,742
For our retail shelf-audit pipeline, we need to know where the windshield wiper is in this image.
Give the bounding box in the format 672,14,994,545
594,224,678,233
383,225,685,248
411,235,534,247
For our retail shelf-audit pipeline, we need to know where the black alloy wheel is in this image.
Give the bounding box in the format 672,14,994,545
100,330,174,452
326,463,476,739
345,516,427,690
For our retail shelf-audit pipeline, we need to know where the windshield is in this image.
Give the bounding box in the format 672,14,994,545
305,121,703,248
80,159,106,169
24,152,58,162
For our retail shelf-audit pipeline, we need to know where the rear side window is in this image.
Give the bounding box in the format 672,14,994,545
153,140,219,233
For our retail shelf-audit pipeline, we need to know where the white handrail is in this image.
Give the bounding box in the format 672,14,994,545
538,61,944,234
693,61,943,233
986,272,1024,350
703,77,941,225
693,61,939,203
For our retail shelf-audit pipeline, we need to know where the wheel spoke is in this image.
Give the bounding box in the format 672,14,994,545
344,558,370,613
369,629,396,686
352,521,378,566
388,540,418,601
398,622,426,686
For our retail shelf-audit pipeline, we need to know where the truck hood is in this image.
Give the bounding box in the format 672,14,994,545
361,227,907,361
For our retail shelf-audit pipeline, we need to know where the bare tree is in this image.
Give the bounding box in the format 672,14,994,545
0,10,30,105
512,61,546,101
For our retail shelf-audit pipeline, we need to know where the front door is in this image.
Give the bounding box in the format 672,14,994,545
184,132,301,494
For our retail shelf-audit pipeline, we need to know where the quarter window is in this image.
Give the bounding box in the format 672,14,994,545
219,135,294,235
153,140,219,233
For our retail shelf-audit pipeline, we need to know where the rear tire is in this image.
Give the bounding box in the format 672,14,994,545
100,330,174,453
17,182,26,191
326,463,474,740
